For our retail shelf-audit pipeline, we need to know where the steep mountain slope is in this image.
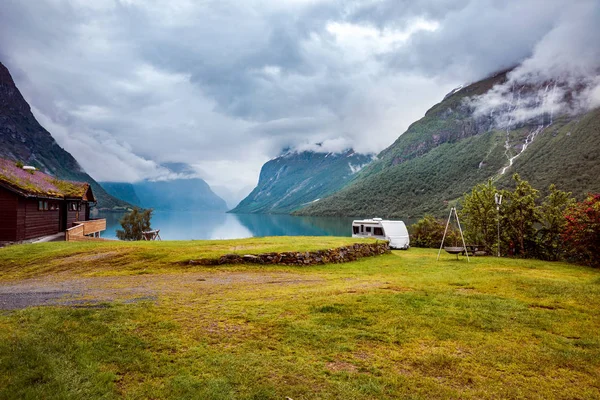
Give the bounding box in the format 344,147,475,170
99,182,142,207
102,179,228,211
0,62,130,210
230,149,373,214
297,71,600,218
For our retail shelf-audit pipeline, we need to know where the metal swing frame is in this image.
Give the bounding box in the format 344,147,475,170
437,207,469,262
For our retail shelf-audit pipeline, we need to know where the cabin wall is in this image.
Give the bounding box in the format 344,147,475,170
0,186,18,241
1,192,91,241
82,203,89,221
16,199,25,240
67,202,81,227
22,198,61,240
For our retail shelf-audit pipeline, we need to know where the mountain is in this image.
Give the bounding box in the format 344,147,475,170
230,149,373,214
101,179,228,212
0,61,130,210
297,70,600,218
98,182,142,207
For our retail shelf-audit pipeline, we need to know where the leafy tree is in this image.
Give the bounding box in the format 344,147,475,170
502,174,540,257
562,193,600,267
536,184,574,260
409,215,460,248
460,180,501,253
116,208,153,241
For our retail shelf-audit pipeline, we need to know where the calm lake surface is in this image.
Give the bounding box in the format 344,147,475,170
95,211,359,240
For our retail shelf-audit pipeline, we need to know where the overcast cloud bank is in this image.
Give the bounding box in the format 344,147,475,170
0,0,598,204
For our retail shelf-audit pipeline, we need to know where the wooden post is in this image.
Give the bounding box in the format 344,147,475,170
437,208,454,261
454,208,469,263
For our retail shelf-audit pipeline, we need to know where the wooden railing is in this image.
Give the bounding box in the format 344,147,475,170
81,219,106,236
66,218,107,242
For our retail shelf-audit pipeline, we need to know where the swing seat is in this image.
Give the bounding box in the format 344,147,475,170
444,247,464,254
437,207,470,262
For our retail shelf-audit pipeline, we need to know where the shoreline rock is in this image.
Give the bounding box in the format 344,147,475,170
186,242,390,266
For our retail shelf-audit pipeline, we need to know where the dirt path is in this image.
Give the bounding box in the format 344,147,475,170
0,271,325,310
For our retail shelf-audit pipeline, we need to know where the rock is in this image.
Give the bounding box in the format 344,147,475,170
187,242,390,267
218,254,243,264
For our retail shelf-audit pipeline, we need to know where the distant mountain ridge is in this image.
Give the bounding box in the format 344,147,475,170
230,149,373,214
101,179,228,212
0,61,130,210
297,70,600,218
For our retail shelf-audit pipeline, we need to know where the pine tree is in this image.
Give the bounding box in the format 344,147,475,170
502,174,539,257
537,184,574,260
460,180,501,253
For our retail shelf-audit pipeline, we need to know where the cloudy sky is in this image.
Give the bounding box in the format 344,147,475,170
0,0,598,205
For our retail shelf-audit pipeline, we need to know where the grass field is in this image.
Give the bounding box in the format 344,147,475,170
0,239,599,399
0,236,375,281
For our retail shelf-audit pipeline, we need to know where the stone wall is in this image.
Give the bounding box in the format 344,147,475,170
187,242,390,266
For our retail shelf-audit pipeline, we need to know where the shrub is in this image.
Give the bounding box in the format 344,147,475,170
562,194,600,267
409,215,460,248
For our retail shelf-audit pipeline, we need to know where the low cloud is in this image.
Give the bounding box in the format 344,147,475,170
469,1,600,128
0,0,598,197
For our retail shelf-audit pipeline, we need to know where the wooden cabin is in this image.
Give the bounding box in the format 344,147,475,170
0,158,104,242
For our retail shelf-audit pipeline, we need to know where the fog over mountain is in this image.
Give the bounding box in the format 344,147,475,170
0,0,597,196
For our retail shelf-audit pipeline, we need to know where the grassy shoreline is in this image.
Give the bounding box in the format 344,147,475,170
1,239,599,399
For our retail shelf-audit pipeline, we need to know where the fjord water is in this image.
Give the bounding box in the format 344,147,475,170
97,211,357,240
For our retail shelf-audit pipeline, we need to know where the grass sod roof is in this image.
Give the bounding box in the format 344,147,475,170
0,158,91,199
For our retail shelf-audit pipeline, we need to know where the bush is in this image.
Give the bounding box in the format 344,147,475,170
409,215,461,248
116,208,153,241
562,194,600,267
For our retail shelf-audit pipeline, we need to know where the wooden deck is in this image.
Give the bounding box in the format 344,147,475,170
65,219,107,242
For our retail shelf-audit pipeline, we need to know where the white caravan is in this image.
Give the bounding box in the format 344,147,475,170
352,218,410,250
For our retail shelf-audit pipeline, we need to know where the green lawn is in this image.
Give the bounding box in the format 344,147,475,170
0,236,375,281
0,241,599,399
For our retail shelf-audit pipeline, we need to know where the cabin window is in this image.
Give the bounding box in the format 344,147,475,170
374,227,384,236
38,200,48,211
366,226,372,233
353,226,359,234
69,202,80,211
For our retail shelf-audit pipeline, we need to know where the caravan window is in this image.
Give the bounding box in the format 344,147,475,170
366,227,372,233
353,226,359,234
374,227,383,236
361,225,364,233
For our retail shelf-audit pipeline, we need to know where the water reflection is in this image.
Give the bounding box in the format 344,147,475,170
96,211,355,240
98,211,252,240
233,214,355,237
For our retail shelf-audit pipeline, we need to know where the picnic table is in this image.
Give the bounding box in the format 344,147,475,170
142,229,161,241
443,245,485,259
461,245,484,256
